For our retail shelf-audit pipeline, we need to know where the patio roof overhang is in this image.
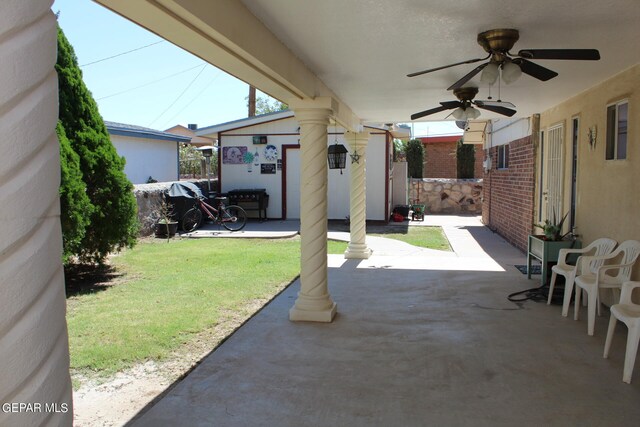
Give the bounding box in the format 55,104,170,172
94,0,361,131
94,0,640,124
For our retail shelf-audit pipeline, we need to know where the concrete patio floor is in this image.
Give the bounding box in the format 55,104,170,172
130,216,640,426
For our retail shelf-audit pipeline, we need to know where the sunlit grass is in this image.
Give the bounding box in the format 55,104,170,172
370,226,451,251
67,236,348,376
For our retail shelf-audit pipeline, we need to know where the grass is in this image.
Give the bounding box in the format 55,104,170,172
67,236,348,376
370,226,451,251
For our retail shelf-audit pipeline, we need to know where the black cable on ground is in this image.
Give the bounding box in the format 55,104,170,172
507,284,549,302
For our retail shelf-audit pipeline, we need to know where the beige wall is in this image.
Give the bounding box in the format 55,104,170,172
539,64,640,278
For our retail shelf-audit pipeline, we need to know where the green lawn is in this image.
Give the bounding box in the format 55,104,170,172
67,237,348,376
66,229,451,378
370,226,451,251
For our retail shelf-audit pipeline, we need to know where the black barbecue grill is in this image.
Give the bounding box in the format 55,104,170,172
226,189,269,221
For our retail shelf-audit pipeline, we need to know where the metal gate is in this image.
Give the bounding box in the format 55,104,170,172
543,124,564,221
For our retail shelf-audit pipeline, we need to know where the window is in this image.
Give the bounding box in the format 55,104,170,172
606,100,628,160
497,144,509,169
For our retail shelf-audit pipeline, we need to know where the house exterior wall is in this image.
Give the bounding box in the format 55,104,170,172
539,64,640,278
482,136,536,252
419,136,484,179
423,141,456,178
217,116,390,221
110,135,179,184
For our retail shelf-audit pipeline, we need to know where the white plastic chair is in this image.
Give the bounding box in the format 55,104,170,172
574,240,640,336
547,238,616,317
603,281,640,383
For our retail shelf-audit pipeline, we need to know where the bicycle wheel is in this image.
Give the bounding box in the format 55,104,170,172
220,205,247,231
181,207,202,232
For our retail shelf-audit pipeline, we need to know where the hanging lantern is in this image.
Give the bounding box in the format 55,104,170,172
327,142,348,171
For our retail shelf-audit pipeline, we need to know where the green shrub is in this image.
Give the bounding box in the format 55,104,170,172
456,139,475,179
405,139,424,178
56,25,138,263
58,122,92,263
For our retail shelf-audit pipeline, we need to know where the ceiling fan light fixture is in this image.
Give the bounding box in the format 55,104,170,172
502,61,522,84
480,62,500,85
465,106,481,120
452,107,466,120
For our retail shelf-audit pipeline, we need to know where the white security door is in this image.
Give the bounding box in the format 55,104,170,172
543,124,564,222
285,148,301,219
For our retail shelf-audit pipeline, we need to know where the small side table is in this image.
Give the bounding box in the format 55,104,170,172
527,235,580,286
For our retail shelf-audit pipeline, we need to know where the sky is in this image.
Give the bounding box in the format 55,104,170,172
52,0,461,137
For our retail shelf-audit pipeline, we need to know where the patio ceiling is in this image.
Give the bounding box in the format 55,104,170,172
96,0,640,124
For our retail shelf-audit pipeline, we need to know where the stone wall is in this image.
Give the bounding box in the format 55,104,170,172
408,178,483,214
133,179,216,236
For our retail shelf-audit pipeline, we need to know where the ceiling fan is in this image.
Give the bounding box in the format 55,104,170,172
407,29,600,90
411,87,516,121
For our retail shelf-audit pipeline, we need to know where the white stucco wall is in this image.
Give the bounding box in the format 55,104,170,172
217,116,390,221
110,135,179,184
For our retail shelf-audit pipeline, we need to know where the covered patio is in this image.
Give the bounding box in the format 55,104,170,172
2,2,640,426
129,216,640,426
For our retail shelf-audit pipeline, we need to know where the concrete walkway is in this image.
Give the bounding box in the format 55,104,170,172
131,216,640,427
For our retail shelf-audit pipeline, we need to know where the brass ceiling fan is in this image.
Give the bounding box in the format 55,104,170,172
407,29,600,90
411,87,516,120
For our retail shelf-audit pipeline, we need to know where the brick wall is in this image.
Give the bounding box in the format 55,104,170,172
482,136,535,252
419,137,484,179
424,141,457,178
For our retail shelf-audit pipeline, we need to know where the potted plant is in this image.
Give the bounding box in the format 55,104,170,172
527,211,579,284
154,195,178,239
534,211,570,241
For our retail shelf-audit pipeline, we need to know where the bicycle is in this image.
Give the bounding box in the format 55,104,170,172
181,195,247,232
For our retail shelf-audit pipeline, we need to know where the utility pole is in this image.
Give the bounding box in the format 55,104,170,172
248,85,256,117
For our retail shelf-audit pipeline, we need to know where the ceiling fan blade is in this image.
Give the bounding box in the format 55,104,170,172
447,63,488,90
407,55,489,77
517,49,600,61
475,100,516,108
514,58,558,81
475,104,517,117
440,101,463,109
410,105,452,120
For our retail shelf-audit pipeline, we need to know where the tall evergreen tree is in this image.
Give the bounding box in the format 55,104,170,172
456,139,476,179
56,25,138,263
57,122,93,263
405,139,425,178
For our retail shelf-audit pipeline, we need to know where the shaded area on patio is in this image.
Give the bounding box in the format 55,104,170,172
128,217,640,426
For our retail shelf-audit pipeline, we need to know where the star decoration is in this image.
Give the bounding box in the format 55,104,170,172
350,151,361,164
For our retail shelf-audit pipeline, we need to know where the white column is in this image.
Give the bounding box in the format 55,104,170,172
0,2,73,426
344,131,372,259
289,106,337,322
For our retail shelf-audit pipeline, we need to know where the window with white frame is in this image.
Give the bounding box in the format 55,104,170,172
497,144,509,169
606,100,628,160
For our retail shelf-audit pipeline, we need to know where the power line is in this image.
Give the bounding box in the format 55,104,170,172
148,64,208,127
80,40,165,67
162,69,223,127
96,64,206,101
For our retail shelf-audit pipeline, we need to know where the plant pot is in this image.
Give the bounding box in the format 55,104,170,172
155,221,178,238
527,235,580,285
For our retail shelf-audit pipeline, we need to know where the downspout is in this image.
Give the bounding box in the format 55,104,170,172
486,121,492,228
530,113,541,234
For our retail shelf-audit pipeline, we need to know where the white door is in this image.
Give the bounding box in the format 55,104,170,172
285,148,301,219
543,124,564,222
